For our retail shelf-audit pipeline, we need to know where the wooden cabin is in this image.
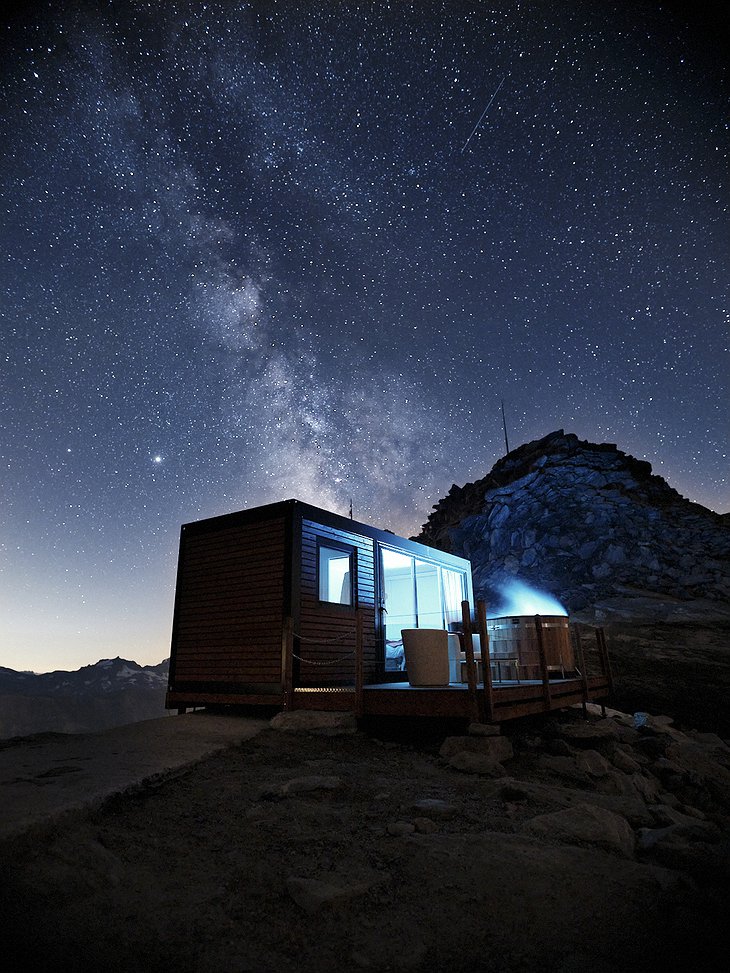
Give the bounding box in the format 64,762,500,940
166,499,612,722
166,499,473,704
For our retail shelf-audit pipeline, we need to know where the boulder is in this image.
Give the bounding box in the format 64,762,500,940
547,738,574,757
575,749,611,778
269,711,357,735
595,770,639,799
647,804,711,829
447,751,507,776
500,782,530,803
595,769,660,805
536,753,591,786
628,773,662,804
494,776,656,828
440,735,514,763
555,720,620,746
467,722,502,737
258,775,343,799
286,874,380,914
637,821,721,871
387,820,416,836
525,803,635,858
411,798,457,820
690,731,730,754
413,817,439,834
611,748,643,775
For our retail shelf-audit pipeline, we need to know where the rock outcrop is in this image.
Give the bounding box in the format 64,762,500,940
416,430,730,616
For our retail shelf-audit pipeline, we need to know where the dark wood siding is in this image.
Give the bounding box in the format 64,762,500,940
296,519,378,687
170,517,285,690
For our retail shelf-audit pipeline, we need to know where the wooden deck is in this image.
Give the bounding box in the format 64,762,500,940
289,597,612,723
169,674,610,722
289,674,610,722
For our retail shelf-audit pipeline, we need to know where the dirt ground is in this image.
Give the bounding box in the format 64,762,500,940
2,713,728,973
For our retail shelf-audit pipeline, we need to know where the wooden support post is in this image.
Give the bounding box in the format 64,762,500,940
475,600,494,723
573,625,589,718
534,615,552,711
355,609,364,718
281,615,294,709
461,600,481,723
597,627,614,695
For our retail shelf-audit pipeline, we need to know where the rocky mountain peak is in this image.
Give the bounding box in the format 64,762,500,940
416,430,729,617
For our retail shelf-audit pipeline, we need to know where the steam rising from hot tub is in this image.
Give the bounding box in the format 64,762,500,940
489,580,568,618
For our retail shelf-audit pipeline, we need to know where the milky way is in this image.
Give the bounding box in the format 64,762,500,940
1,1,727,671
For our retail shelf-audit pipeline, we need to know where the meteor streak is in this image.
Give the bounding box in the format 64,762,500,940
461,75,506,154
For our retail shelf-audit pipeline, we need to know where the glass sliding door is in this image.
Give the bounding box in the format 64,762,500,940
379,545,467,672
415,559,443,628
381,549,416,671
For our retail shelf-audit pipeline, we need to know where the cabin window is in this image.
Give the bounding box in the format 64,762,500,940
318,543,355,605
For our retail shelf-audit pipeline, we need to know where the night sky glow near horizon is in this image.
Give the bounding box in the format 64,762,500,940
1,1,728,674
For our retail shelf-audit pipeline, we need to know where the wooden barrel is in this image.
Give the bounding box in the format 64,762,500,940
486,615,574,677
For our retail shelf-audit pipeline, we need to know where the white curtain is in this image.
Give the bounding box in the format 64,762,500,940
441,568,465,629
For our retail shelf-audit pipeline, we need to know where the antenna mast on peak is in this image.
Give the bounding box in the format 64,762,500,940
501,399,510,455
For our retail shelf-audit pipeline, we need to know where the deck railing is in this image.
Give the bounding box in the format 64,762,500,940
285,602,612,723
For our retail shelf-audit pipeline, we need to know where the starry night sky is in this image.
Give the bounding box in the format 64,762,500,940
2,1,728,673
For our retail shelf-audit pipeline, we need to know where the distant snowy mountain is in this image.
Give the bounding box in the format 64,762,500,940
0,657,170,739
